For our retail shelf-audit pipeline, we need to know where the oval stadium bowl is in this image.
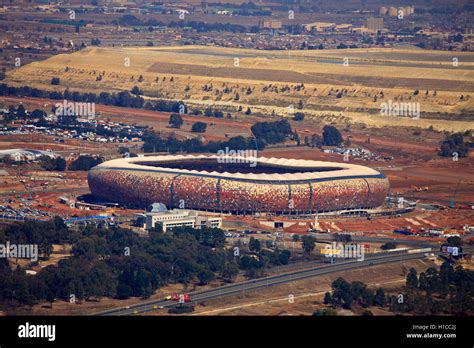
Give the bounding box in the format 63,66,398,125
87,155,390,214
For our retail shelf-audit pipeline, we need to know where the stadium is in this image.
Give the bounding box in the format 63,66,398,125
87,155,390,214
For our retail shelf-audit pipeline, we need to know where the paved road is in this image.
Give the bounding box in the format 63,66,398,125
94,250,434,316
311,234,434,247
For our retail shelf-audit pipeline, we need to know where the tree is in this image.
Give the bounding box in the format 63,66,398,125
292,112,305,121
292,234,300,242
322,125,342,146
301,235,316,254
39,156,66,171
439,133,468,158
446,236,462,247
418,272,429,291
331,277,353,309
30,109,46,120
72,238,97,260
169,113,183,129
16,104,26,118
191,122,207,133
309,134,322,148
130,86,143,96
374,288,386,307
116,283,133,299
221,262,239,282
361,288,375,307
245,107,251,115
251,120,292,145
249,237,261,252
69,155,103,171
197,269,214,285
406,268,418,288
323,292,332,305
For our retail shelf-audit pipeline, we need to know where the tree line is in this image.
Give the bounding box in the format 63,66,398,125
142,131,263,154
115,15,250,33
321,261,474,315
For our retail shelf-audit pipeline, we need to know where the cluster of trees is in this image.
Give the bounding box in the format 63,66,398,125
322,125,343,146
191,122,207,133
39,156,67,172
239,237,291,278
168,20,248,33
1,152,75,172
142,131,263,154
439,133,470,158
304,134,323,148
146,100,187,114
303,126,343,148
388,263,474,315
2,105,31,123
1,105,48,124
116,15,249,33
0,219,296,310
324,278,386,310
0,84,147,110
68,155,103,171
1,218,69,260
323,263,474,315
0,222,236,308
203,107,225,118
251,119,293,145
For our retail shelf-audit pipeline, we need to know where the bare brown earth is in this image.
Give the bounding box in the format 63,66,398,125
4,46,474,132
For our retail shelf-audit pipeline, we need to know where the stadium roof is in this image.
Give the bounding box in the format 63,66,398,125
92,155,384,182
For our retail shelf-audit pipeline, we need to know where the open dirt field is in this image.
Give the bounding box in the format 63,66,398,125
5,46,474,132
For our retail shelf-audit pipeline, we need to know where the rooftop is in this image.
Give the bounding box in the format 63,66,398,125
92,155,384,182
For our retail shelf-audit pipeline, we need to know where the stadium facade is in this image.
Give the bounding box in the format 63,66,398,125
87,155,390,214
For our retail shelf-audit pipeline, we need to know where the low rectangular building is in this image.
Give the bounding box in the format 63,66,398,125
259,20,282,30
144,209,222,232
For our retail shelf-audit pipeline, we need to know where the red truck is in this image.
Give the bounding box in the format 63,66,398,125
166,294,191,303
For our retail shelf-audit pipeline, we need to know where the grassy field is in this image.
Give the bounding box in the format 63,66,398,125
5,46,474,132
